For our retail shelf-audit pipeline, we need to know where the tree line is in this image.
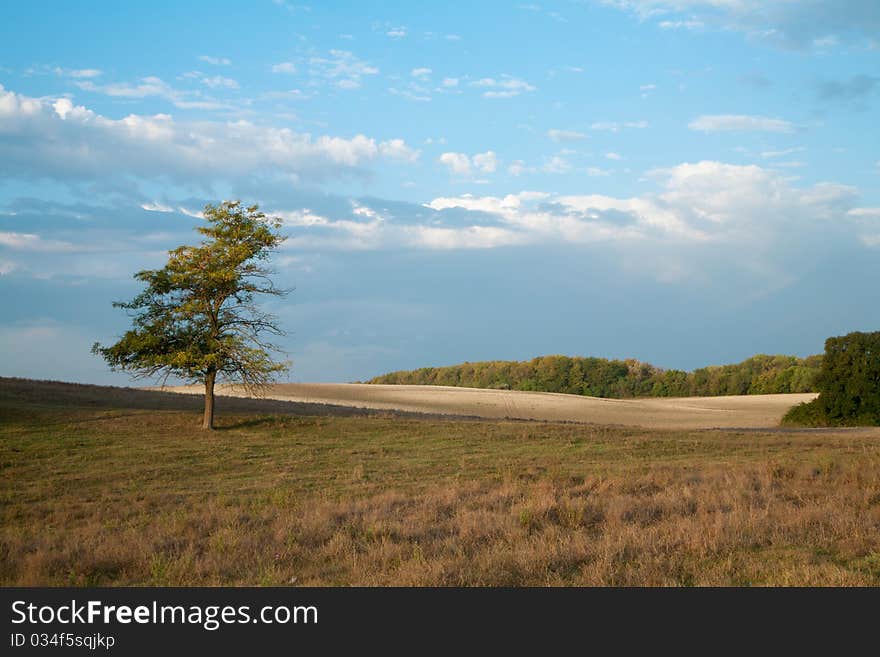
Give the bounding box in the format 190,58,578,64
368,353,823,398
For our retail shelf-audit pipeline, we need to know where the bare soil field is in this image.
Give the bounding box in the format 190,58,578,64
159,383,818,430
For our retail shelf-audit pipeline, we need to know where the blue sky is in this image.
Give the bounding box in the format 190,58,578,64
1,0,879,384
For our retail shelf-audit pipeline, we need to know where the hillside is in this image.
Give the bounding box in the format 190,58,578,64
368,354,822,398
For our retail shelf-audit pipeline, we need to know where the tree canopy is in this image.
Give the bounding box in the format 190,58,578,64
92,201,289,428
368,353,822,399
784,331,880,426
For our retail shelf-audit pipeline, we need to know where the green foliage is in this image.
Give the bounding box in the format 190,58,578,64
781,399,828,427
92,201,289,390
369,353,822,399
789,331,880,427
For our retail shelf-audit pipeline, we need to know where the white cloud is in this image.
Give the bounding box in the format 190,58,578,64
405,225,525,249
590,120,648,132
547,128,587,142
586,167,611,177
388,85,431,102
439,150,497,176
74,76,232,110
848,207,880,219
271,62,297,74
76,76,174,99
309,50,379,89
658,19,704,30
605,152,623,160
54,67,103,79
761,146,806,159
0,84,418,184
441,77,459,87
473,151,498,173
424,161,869,249
470,76,536,98
542,156,571,174
0,232,79,252
199,55,232,66
198,55,231,66
140,201,176,213
508,160,533,176
259,172,874,291
438,152,473,176
201,75,239,89
603,0,880,48
276,204,525,251
689,114,795,133
140,202,208,218
848,208,880,247
379,139,421,162
411,67,432,78
386,27,407,38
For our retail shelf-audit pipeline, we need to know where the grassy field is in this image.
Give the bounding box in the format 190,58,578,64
2,378,880,586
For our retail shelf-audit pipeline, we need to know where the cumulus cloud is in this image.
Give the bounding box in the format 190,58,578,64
439,151,498,176
472,151,498,173
688,114,795,133
424,161,872,249
411,67,432,78
274,204,524,250
379,139,421,162
438,152,472,176
0,84,418,184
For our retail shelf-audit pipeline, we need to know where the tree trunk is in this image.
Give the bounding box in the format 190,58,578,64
202,370,216,430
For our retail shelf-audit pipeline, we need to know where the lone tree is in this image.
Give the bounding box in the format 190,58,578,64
93,201,289,429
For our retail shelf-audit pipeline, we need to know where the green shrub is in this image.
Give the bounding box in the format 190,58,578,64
817,331,880,425
783,331,880,427
781,398,827,427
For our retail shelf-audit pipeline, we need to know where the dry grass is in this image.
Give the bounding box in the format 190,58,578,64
2,379,880,586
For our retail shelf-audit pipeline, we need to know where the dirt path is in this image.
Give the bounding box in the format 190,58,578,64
157,383,818,430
